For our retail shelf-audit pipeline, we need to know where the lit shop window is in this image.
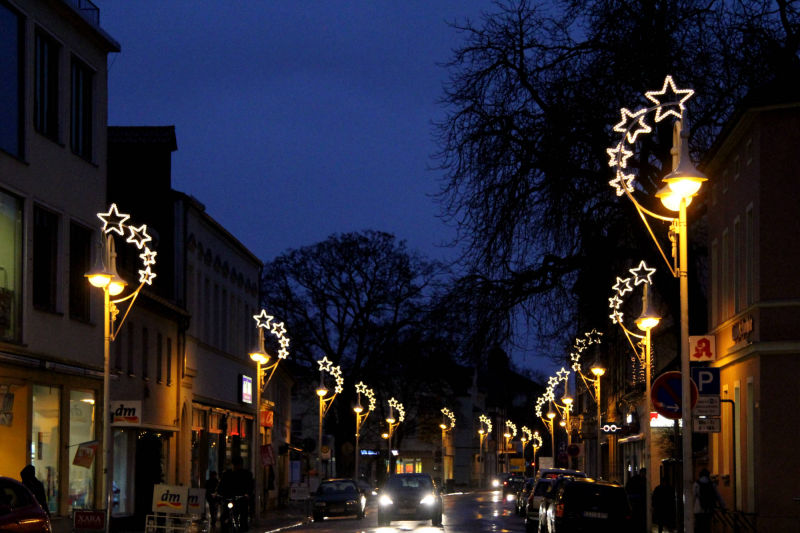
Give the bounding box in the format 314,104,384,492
31,384,60,514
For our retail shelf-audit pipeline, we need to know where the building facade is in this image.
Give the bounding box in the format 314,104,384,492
0,0,118,528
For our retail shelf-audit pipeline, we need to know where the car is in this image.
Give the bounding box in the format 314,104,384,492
0,476,51,533
502,472,525,498
539,477,633,533
377,473,442,527
311,478,366,522
515,477,535,515
524,477,554,531
536,467,587,480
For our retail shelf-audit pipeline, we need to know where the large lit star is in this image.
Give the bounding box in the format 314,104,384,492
606,143,634,168
556,367,570,382
645,75,694,122
629,260,656,285
317,356,333,373
126,224,152,250
98,204,130,236
253,310,274,329
355,381,368,395
613,107,651,143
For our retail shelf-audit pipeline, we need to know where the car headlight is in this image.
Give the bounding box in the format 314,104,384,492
491,479,500,488
420,494,436,505
379,494,394,506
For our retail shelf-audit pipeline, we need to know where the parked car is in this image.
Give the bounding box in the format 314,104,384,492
0,477,51,533
377,473,442,527
515,477,536,515
524,477,555,531
536,467,587,480
538,477,633,533
311,478,366,522
502,472,525,498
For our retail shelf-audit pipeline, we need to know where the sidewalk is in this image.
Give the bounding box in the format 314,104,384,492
253,501,311,533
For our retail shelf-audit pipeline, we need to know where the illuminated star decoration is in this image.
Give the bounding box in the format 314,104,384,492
505,420,517,438
606,142,634,169
613,108,652,144
532,432,543,449
388,397,405,422
96,204,157,287
317,356,333,373
645,75,695,123
253,310,291,360
556,367,570,383
98,203,130,236
441,407,456,430
609,170,635,196
521,426,533,442
355,381,376,411
253,310,274,329
613,276,633,296
126,224,152,250
479,414,492,433
629,260,657,286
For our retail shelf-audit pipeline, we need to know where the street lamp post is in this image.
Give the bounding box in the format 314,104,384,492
478,414,492,488
440,408,455,484
249,310,290,520
590,364,605,478
546,409,556,466
353,382,376,479
385,398,405,474
531,432,542,474
315,357,343,477
87,204,156,533
607,76,707,532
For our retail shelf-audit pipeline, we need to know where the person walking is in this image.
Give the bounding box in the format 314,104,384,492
20,465,49,515
206,471,220,529
693,468,724,533
652,477,676,533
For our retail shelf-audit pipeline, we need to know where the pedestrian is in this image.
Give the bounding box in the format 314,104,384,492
219,456,254,531
206,471,219,528
652,477,676,533
20,465,49,515
693,468,724,533
625,468,646,532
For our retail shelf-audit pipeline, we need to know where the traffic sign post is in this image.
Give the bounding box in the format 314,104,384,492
691,366,722,432
650,371,698,420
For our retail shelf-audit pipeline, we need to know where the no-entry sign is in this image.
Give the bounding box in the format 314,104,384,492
650,371,698,420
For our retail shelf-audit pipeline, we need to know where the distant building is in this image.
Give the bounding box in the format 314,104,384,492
0,0,118,528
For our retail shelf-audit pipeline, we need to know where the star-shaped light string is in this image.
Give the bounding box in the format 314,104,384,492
271,321,287,337
138,266,156,285
317,356,333,373
505,420,517,438
613,276,633,296
609,294,623,310
609,170,635,196
126,224,152,250
139,247,157,266
479,414,492,433
441,407,456,430
644,75,694,122
556,367,570,383
613,108,652,143
253,310,274,329
629,260,656,286
606,142,634,169
98,204,130,236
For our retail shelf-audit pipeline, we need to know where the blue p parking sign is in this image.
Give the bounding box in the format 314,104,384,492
690,367,720,395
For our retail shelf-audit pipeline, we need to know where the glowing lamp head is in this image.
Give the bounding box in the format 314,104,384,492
354,404,363,414
559,420,566,427
504,431,511,439
249,349,269,365
316,387,328,397
86,270,112,289
382,432,390,440
562,396,573,406
656,185,692,212
439,423,447,430
636,314,661,331
546,411,556,420
386,416,395,424
662,129,706,201
591,365,606,378
478,428,485,436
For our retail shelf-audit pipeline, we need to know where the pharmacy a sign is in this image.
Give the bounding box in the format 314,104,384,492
152,484,188,514
111,401,141,426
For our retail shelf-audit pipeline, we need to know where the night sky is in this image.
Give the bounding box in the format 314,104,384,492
96,1,490,264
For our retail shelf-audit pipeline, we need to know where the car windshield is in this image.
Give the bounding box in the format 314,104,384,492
318,481,358,495
386,475,433,491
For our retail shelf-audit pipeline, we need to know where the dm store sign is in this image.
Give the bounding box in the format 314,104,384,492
111,401,142,426
151,484,188,514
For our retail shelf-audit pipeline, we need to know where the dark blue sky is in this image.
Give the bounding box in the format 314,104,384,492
96,1,490,264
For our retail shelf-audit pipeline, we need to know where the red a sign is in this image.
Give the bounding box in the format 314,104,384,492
260,409,274,428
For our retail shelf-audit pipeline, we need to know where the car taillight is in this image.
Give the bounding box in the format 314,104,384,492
555,503,564,518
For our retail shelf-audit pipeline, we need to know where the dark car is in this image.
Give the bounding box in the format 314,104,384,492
539,477,633,533
0,477,51,533
311,478,366,522
524,477,554,531
502,472,525,498
377,473,442,527
515,477,535,515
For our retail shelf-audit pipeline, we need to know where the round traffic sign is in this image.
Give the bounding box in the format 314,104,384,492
650,371,698,420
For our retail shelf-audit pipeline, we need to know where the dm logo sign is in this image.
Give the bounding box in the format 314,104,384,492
151,484,188,514
187,488,205,515
111,401,142,426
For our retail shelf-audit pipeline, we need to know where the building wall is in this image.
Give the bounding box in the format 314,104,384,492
0,0,118,526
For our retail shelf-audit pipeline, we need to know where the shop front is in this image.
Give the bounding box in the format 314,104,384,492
190,403,253,489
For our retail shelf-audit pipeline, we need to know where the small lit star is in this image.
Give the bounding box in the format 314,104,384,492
271,321,287,337
629,260,656,286
253,310,274,329
645,75,694,122
277,347,289,359
613,276,633,296
606,142,634,168
556,367,570,382
610,310,624,324
278,336,290,349
138,266,156,285
98,204,130,236
609,294,623,309
609,170,635,196
613,107,652,144
126,224,152,250
139,247,157,266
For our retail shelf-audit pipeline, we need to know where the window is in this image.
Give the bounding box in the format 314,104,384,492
142,327,149,380
156,332,163,383
711,239,718,327
69,222,91,321
0,2,22,157
733,217,742,313
127,322,135,375
70,58,93,159
68,389,95,511
35,30,59,140
0,189,22,342
745,205,754,306
32,384,60,514
33,205,59,312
